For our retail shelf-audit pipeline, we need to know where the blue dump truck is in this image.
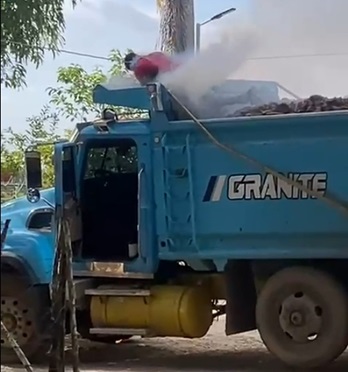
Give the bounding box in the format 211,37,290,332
1,81,348,368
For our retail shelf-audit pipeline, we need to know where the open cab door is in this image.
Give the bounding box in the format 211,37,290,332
55,138,156,278
54,142,82,248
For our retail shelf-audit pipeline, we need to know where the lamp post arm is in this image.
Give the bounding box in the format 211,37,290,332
195,22,201,52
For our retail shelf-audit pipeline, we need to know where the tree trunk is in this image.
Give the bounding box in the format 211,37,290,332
158,0,195,54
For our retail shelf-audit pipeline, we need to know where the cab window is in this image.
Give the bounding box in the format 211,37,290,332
84,141,137,178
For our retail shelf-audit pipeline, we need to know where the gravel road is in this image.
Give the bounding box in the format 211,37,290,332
2,317,347,372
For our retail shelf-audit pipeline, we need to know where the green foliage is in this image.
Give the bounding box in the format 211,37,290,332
47,64,106,121
1,106,71,192
108,49,129,76
47,48,146,121
1,47,144,200
1,0,79,89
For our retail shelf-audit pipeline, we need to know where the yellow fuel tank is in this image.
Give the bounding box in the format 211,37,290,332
90,285,213,338
178,273,227,300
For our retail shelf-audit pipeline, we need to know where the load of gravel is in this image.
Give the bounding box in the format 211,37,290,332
172,79,348,120
233,95,348,117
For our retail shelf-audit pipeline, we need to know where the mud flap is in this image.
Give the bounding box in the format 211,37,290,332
224,260,257,335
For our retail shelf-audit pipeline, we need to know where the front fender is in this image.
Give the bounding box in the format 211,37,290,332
2,230,54,285
1,251,40,283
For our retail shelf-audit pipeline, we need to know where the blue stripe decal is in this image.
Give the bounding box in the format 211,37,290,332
203,176,217,202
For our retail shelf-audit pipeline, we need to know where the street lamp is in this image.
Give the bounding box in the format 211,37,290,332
195,7,237,52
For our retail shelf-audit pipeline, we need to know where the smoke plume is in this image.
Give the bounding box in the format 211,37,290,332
160,24,259,103
161,0,348,104
234,0,348,98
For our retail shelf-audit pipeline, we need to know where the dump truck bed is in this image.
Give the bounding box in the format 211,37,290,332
153,110,348,261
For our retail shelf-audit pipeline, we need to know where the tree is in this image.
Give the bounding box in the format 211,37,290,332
156,0,195,53
1,48,143,198
1,0,79,89
47,48,145,121
1,106,71,194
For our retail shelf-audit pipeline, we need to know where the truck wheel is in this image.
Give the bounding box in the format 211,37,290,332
1,274,50,364
256,266,348,369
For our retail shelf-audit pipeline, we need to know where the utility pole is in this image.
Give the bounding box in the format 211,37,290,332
157,0,195,54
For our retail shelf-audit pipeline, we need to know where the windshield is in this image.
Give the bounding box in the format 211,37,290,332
84,141,137,179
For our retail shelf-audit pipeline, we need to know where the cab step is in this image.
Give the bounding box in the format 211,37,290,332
85,288,150,297
89,328,152,337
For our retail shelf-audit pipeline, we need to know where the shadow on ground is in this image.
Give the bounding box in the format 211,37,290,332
68,339,348,372
3,338,348,371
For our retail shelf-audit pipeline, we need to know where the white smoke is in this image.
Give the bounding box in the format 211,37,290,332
105,75,139,89
158,23,260,117
160,24,259,103
223,0,348,98
159,0,348,115
104,1,347,118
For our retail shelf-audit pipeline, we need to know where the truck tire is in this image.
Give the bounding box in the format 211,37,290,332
1,273,51,364
256,266,348,369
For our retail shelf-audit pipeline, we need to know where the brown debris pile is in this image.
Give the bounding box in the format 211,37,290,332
234,95,348,117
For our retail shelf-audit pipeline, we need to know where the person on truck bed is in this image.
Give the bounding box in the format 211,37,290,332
124,51,263,116
124,51,179,85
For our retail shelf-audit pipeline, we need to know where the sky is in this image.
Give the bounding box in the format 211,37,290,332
1,0,348,133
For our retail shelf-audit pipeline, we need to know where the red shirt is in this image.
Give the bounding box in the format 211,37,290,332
133,52,179,83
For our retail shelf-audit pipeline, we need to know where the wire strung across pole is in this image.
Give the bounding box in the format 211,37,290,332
2,39,348,62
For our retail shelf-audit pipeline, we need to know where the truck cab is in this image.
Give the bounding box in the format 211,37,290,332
52,85,159,276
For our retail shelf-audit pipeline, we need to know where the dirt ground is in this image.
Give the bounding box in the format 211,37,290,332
2,317,348,372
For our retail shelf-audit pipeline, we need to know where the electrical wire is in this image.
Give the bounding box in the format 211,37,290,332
1,39,109,61
249,52,348,61
2,39,348,62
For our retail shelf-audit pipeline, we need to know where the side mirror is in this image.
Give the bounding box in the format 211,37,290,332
27,188,41,203
24,150,43,189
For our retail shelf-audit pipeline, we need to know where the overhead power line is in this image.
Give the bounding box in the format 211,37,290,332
47,48,110,61
2,39,348,62
249,52,348,61
1,39,110,61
